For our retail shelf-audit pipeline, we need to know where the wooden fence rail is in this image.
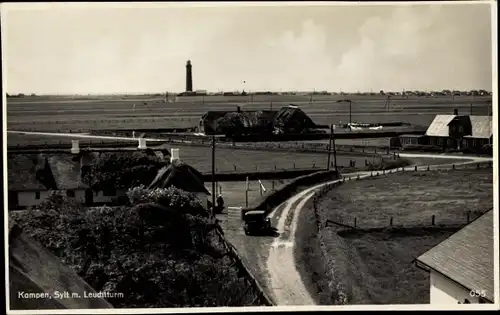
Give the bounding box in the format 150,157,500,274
311,162,493,233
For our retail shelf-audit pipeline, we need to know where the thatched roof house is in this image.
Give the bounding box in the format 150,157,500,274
198,105,317,135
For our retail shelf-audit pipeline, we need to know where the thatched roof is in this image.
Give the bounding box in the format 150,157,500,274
7,153,86,191
8,223,113,309
148,162,210,195
273,106,317,130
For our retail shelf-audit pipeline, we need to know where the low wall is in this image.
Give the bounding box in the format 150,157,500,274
241,169,340,217
201,168,324,182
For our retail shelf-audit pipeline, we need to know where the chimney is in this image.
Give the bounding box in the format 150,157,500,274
80,153,93,186
71,140,80,154
453,109,458,115
170,148,180,164
138,138,147,149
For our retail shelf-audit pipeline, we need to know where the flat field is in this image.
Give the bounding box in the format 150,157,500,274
7,95,492,132
300,169,493,305
169,144,379,173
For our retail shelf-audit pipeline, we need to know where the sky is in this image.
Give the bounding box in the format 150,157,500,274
2,2,494,94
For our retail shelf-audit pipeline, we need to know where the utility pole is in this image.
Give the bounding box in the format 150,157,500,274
349,101,352,124
332,125,338,172
211,134,216,217
327,124,333,171
336,99,353,125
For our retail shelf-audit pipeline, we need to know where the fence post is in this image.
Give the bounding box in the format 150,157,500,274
390,217,393,227
274,165,276,170
427,165,430,171
294,162,296,169
370,171,373,177
452,164,455,170
477,163,480,169
234,165,237,171
414,165,418,171
383,169,385,175
357,174,360,180
354,218,357,228
432,215,435,225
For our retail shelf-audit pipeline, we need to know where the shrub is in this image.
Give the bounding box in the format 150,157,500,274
126,185,208,217
11,187,257,307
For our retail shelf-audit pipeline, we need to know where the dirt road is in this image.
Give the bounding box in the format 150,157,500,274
263,155,492,305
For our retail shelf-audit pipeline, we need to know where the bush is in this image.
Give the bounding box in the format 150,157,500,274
11,187,258,307
126,185,208,217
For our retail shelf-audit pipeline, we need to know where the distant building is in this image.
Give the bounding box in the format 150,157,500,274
197,105,317,135
415,209,494,304
397,110,492,152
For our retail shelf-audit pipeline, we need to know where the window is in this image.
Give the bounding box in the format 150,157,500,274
66,190,75,198
35,191,40,200
103,187,117,197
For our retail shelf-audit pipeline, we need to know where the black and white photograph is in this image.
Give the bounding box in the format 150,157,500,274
2,1,498,312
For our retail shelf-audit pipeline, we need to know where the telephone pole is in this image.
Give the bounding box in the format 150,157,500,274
327,124,333,170
211,134,216,217
332,124,338,172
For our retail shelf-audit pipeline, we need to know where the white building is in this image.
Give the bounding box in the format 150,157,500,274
7,153,88,209
415,210,494,304
7,140,158,209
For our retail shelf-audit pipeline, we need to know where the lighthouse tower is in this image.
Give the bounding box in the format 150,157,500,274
186,60,193,92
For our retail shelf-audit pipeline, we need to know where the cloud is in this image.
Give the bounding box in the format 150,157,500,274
2,4,493,94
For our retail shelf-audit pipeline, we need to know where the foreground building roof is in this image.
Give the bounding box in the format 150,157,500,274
416,209,494,302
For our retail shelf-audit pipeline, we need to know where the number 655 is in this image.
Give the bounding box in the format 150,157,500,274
470,289,486,298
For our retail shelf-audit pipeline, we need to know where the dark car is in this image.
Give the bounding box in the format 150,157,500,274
242,210,271,236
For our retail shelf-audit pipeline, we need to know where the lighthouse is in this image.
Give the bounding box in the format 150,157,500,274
186,60,193,92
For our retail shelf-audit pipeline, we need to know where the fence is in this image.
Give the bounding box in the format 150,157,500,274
311,161,493,233
211,222,274,306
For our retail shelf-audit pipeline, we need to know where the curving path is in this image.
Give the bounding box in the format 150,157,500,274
264,154,492,305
